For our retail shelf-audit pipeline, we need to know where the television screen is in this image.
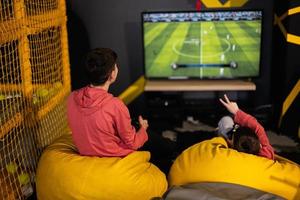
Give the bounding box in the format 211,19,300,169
142,10,263,79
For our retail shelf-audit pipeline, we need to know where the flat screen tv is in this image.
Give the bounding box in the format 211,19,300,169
142,10,263,80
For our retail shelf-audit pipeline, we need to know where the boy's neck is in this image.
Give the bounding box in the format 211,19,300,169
90,82,110,91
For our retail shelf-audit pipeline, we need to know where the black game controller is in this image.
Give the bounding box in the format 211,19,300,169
131,118,140,130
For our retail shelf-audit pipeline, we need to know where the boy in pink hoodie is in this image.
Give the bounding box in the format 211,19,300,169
219,94,274,160
67,48,149,157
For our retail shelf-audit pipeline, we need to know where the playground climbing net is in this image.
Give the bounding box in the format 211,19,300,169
0,0,70,199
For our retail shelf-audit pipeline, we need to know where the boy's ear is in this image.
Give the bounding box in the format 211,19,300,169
109,64,118,82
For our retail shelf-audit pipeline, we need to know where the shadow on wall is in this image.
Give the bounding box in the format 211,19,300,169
66,5,90,91
124,22,144,81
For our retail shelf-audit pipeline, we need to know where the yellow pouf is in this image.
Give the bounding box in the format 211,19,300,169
36,134,168,200
169,137,300,200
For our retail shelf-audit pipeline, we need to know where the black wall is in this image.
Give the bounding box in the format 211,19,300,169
67,0,274,106
272,1,300,139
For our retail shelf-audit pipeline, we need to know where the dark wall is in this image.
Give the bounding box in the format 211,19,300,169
272,1,300,139
67,0,274,106
67,6,90,90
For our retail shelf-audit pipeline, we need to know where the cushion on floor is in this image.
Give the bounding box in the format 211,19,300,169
36,134,168,200
168,137,300,200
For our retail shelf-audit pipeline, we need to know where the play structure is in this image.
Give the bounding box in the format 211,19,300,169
0,0,70,198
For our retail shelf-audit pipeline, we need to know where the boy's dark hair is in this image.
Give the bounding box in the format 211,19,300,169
85,48,117,86
232,127,260,155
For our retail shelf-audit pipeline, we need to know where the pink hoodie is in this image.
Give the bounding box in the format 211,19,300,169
234,110,274,160
67,86,148,157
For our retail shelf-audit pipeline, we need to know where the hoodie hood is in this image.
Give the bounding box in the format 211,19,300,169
72,86,114,115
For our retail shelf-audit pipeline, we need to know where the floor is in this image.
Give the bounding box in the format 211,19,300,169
267,131,300,164
162,119,300,165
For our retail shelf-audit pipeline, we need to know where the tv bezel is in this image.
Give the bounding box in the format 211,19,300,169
141,9,264,80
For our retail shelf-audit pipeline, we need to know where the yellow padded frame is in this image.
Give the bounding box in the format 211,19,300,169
169,137,300,200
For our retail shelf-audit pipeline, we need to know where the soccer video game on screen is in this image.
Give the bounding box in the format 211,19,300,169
142,10,262,79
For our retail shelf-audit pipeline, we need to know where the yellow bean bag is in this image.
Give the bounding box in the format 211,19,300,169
168,137,300,200
36,134,168,200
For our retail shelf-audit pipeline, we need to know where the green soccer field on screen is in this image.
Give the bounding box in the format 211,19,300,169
143,11,262,79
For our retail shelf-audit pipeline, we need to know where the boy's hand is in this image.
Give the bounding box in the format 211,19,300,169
138,115,149,130
219,94,239,115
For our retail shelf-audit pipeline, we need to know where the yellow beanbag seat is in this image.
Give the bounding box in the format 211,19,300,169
169,137,300,200
36,134,168,200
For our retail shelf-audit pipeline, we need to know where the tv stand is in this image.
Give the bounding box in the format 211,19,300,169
142,79,256,131
144,80,256,91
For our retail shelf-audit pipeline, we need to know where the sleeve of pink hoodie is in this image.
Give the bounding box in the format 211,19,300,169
234,109,274,160
113,99,148,150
